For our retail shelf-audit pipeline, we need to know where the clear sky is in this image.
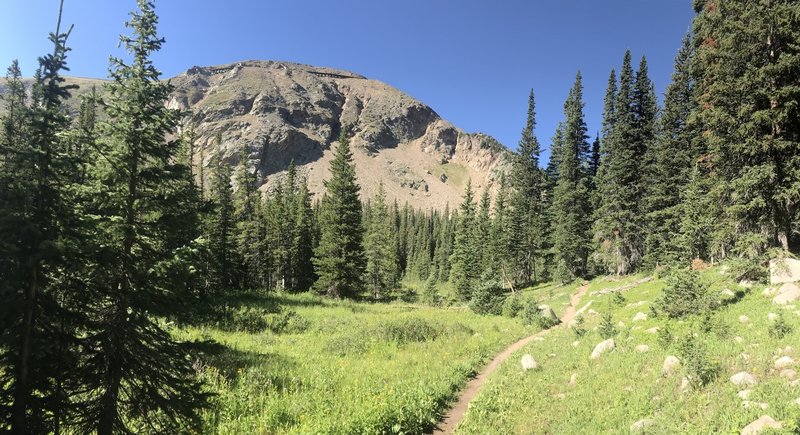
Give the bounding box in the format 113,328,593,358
1,0,694,161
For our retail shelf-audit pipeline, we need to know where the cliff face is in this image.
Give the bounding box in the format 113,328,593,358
2,60,512,209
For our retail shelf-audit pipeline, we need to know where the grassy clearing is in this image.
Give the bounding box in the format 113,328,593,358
175,292,534,434
457,266,800,433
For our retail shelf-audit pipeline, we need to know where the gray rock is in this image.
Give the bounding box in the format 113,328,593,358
773,283,800,305
591,339,615,360
538,305,559,323
741,415,782,435
770,258,800,285
630,418,654,433
632,312,647,322
775,356,795,369
520,354,538,371
731,372,757,387
662,356,681,376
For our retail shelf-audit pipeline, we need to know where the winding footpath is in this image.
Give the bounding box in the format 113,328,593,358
431,282,590,434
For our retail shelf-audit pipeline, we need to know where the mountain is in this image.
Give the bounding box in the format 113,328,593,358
1,60,512,209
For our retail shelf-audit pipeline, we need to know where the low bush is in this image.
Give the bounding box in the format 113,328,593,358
469,279,505,315
598,312,617,339
611,291,626,307
676,333,719,388
501,294,523,318
653,269,713,318
379,317,441,344
768,313,793,339
571,315,587,338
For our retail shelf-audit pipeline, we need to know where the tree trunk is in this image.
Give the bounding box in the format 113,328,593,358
11,267,38,433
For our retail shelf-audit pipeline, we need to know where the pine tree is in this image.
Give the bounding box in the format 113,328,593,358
643,35,696,267
234,145,265,289
475,186,492,273
551,72,592,279
509,90,547,283
291,176,315,291
450,180,480,300
364,183,399,299
79,2,209,432
313,132,365,298
208,142,239,292
0,5,79,430
691,0,800,255
593,51,647,274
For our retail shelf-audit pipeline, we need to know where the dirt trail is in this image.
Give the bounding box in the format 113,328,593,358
431,282,590,434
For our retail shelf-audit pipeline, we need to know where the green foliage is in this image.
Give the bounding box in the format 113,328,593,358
312,132,365,298
676,334,719,389
571,315,587,338
769,313,793,339
654,269,712,318
364,183,399,299
611,291,626,307
501,294,523,318
598,312,618,339
421,273,441,306
657,324,674,350
469,276,506,315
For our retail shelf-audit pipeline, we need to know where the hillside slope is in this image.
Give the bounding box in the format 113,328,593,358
1,61,511,209
455,268,800,434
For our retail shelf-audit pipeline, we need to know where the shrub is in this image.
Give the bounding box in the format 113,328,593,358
572,315,587,338
699,312,730,338
769,313,793,339
264,310,309,334
324,333,370,356
501,294,523,318
653,269,712,318
379,317,441,344
469,279,505,315
611,291,626,307
657,324,674,350
420,275,441,306
520,298,558,329
554,259,573,286
676,333,719,388
225,306,270,333
598,312,617,339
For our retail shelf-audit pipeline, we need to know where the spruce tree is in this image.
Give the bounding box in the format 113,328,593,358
312,132,365,298
233,145,265,289
208,144,239,292
509,90,547,284
79,2,209,432
291,176,315,291
0,5,79,431
643,35,696,267
450,180,480,300
550,72,592,279
593,51,647,274
364,183,399,299
691,0,800,255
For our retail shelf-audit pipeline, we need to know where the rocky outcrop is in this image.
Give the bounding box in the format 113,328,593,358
168,61,512,209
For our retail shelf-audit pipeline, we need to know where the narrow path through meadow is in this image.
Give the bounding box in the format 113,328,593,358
431,282,590,434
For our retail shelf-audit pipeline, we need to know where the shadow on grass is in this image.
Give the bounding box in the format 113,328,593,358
186,339,297,386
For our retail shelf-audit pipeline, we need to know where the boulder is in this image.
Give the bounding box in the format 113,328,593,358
739,280,754,289
781,369,797,380
538,305,559,323
738,390,751,400
520,354,538,371
775,356,795,370
770,258,800,285
731,371,758,387
591,339,615,360
632,312,647,322
741,415,782,435
662,356,681,376
743,401,769,410
635,344,650,353
739,315,750,324
768,312,779,321
646,327,660,334
773,283,800,305
721,288,736,298
630,418,654,433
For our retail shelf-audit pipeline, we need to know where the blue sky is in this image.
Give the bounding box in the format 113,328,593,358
1,0,694,162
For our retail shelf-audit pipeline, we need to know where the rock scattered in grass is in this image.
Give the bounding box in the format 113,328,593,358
735,336,744,343
731,371,758,387
741,415,781,435
588,309,599,316
739,315,750,323
630,418,654,433
763,287,778,297
590,339,615,360
775,356,795,369
533,336,545,342
572,340,580,347
721,288,736,298
738,390,751,400
569,373,577,387
780,369,797,380
646,327,659,334
767,312,778,321
663,356,681,376
521,354,538,371
774,283,800,305
742,401,769,410
739,280,754,289
635,344,650,353
679,377,690,392
633,312,647,322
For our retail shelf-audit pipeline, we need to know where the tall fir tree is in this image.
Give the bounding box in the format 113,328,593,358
364,183,399,299
208,141,240,292
233,145,266,289
313,132,365,298
0,4,80,431
691,0,800,255
291,176,315,291
509,90,547,284
450,180,480,300
79,1,209,432
643,35,697,267
550,72,592,280
593,51,648,274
